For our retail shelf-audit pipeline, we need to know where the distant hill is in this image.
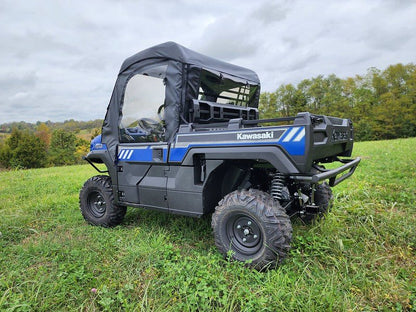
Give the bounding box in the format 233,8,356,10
0,119,103,145
0,119,103,134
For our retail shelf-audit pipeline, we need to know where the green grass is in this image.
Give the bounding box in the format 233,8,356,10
1,138,415,311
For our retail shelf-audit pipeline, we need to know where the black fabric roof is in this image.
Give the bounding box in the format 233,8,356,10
120,41,260,83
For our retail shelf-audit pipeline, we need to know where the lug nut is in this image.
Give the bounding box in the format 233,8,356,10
247,221,252,225
253,235,258,239
237,225,241,229
242,238,247,242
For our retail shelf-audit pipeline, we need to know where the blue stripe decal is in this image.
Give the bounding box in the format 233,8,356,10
281,127,300,142
118,146,152,162
169,126,306,162
278,126,305,155
118,126,306,163
118,146,169,162
163,148,168,162
278,136,305,156
169,147,189,162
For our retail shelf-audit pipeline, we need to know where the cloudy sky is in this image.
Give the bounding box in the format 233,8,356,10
1,0,415,123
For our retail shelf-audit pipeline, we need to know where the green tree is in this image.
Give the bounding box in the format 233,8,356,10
370,63,416,139
49,129,78,166
74,137,90,164
275,84,297,117
1,129,47,169
8,128,23,150
36,123,52,147
11,134,47,168
308,75,327,112
0,141,12,168
258,92,278,119
293,79,311,113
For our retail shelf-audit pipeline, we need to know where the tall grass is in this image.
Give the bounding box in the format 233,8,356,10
0,138,415,311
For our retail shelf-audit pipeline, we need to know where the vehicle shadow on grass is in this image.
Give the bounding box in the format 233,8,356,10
122,207,213,242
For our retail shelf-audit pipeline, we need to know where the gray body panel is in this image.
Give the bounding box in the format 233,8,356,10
179,146,299,174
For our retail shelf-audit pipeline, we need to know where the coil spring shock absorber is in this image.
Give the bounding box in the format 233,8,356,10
270,172,286,201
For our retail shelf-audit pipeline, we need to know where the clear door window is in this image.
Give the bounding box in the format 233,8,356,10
120,64,168,143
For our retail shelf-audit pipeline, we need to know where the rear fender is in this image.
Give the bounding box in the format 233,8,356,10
180,145,299,174
189,146,299,214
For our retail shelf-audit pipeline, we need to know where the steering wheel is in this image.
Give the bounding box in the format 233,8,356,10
138,118,160,132
157,104,165,121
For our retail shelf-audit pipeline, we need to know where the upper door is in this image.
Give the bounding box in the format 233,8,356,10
119,63,168,145
117,63,169,206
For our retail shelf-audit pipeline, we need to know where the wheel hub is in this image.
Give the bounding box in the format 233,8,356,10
87,191,106,217
226,215,262,255
94,199,106,210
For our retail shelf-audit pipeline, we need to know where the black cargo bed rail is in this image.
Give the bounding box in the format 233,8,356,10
242,116,297,125
289,157,361,187
188,115,299,130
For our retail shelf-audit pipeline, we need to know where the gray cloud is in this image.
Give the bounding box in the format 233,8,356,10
285,53,320,72
251,2,288,25
0,71,37,91
0,0,415,123
9,32,80,59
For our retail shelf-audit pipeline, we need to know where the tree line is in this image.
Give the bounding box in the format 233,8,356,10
0,125,95,169
259,63,416,141
0,120,103,169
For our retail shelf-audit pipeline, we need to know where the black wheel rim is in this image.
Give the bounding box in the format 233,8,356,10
87,190,106,218
226,213,263,256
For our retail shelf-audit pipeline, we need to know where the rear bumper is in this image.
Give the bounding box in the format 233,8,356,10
289,157,361,187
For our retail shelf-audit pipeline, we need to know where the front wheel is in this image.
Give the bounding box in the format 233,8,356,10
211,189,292,270
79,175,126,227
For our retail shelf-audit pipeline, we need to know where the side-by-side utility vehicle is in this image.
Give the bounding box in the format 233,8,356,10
80,42,360,269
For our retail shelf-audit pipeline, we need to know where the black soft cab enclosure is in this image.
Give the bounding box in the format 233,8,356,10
100,41,261,159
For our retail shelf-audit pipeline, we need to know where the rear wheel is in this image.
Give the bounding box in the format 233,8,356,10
211,189,292,270
302,182,333,223
79,175,126,227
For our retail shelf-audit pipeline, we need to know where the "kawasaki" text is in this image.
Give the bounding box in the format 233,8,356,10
236,132,274,140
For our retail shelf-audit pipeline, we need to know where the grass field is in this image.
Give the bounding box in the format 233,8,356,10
1,138,415,311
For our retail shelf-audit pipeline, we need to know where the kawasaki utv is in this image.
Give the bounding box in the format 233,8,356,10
80,42,360,269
